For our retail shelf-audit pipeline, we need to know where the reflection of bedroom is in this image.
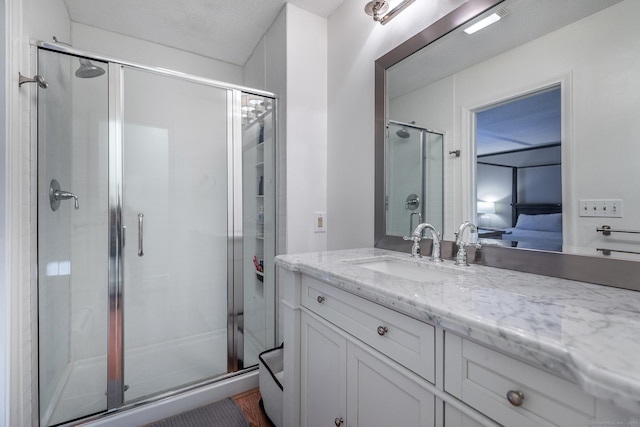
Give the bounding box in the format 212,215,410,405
476,86,563,251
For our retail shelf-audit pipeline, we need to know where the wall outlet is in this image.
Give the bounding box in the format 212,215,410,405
313,212,327,233
579,199,623,218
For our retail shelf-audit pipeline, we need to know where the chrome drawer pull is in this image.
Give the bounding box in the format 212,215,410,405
507,390,525,406
316,295,325,303
334,417,344,426
377,325,389,336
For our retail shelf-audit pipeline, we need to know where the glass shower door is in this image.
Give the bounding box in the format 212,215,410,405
241,94,276,367
120,67,230,402
38,46,277,426
37,50,110,425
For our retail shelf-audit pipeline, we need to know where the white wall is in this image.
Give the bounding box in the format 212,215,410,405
244,4,328,255
23,0,71,42
71,23,242,84
326,0,465,250
284,5,327,254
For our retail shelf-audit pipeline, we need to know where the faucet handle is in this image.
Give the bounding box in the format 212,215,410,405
404,233,423,258
455,241,482,266
455,244,469,266
462,241,482,249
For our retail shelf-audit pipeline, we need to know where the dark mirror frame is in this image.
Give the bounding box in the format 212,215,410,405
373,0,640,291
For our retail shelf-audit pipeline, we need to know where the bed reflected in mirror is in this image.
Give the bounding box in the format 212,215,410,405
475,86,562,252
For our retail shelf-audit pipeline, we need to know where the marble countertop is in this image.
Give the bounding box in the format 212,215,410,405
275,248,640,414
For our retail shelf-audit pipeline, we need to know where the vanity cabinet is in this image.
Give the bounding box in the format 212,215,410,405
300,276,436,427
278,262,639,427
301,312,435,427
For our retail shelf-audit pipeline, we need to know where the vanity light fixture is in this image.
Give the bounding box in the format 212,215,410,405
364,0,416,25
463,8,509,35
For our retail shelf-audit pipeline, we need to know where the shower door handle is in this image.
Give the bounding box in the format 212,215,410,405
137,213,144,257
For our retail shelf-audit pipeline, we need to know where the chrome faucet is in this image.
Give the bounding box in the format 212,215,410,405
409,211,422,236
403,223,443,262
455,221,480,266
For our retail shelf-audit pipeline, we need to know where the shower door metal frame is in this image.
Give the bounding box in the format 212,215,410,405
229,88,244,373
107,61,125,409
34,40,278,420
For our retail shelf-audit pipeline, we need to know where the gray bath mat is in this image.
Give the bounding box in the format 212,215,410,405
147,397,248,427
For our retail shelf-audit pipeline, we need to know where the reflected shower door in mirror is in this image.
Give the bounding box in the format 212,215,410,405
385,121,443,237
475,87,563,252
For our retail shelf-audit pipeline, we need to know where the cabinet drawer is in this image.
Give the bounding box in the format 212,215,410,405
301,276,435,383
444,333,596,427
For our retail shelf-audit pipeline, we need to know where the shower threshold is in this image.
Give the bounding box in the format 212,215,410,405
44,330,228,426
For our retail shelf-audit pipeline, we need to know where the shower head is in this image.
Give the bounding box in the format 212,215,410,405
75,58,105,78
396,127,410,139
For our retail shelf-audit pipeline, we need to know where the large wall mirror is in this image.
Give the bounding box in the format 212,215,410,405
374,0,640,290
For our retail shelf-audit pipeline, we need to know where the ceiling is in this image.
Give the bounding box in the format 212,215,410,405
62,0,347,66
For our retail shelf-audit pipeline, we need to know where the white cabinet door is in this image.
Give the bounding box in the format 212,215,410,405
347,344,435,427
301,312,347,427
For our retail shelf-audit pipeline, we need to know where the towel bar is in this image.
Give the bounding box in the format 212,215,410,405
597,248,640,256
596,225,640,236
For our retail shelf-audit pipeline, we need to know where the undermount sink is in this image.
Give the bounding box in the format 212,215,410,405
348,256,469,283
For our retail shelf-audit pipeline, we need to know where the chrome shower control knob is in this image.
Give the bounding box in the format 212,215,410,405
506,390,524,406
334,417,344,426
316,295,325,303
377,326,389,336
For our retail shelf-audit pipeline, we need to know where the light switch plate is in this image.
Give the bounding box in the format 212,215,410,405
313,212,327,233
579,199,623,218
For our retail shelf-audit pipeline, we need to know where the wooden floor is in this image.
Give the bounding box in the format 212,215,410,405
233,388,273,427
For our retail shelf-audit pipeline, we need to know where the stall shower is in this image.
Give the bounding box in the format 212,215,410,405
36,43,277,426
385,120,444,237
